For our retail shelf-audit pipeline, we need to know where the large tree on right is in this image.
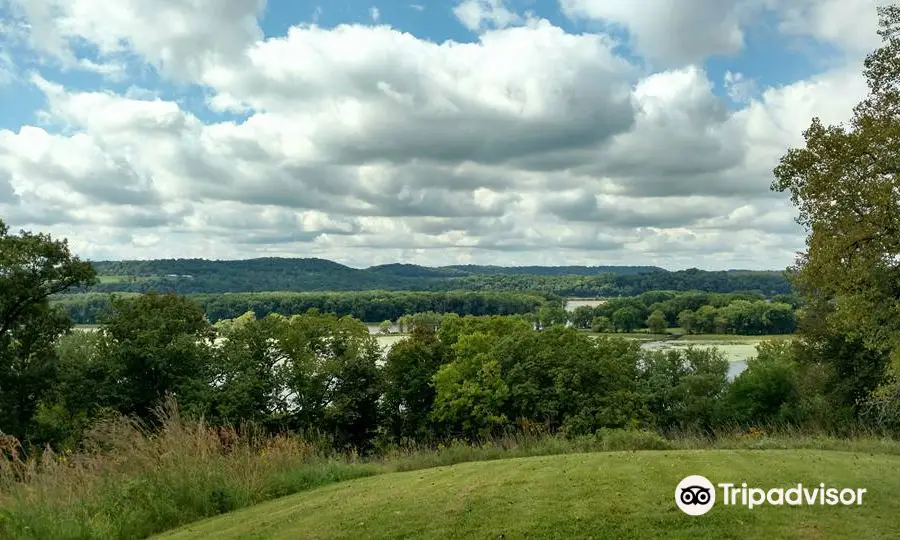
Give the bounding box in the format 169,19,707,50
772,5,900,422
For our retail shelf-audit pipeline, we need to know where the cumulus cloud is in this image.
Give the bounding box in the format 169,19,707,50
454,0,522,32
0,0,885,269
724,71,757,103
559,0,751,64
5,0,264,80
775,0,894,54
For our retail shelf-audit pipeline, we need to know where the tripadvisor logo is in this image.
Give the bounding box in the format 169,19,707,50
675,475,867,515
676,475,716,516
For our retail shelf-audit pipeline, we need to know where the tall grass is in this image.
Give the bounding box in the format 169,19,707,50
0,400,379,540
3,408,900,540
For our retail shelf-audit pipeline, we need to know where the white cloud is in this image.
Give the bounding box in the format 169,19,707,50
454,0,522,32
0,0,885,268
559,0,752,64
774,0,893,54
6,0,265,80
370,6,380,23
724,70,757,103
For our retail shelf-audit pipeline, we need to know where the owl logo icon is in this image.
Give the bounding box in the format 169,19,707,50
676,475,716,515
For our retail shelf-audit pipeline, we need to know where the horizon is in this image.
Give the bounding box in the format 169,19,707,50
85,255,786,274
0,0,881,269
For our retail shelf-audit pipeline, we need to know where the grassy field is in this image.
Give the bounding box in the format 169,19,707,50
678,334,796,343
580,331,671,342
156,449,900,540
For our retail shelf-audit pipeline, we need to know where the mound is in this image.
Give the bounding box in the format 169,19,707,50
156,450,900,539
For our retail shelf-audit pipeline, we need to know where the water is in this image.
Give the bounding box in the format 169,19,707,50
77,322,754,377
564,299,606,311
369,326,754,379
639,340,753,379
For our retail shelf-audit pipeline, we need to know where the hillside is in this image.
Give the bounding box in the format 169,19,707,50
155,450,900,539
74,258,790,296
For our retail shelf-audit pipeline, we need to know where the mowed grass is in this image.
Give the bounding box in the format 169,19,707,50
156,449,900,540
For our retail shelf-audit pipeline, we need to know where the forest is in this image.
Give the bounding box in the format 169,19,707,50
53,290,555,324
75,257,791,297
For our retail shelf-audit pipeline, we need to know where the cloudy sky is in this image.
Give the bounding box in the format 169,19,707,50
0,0,887,269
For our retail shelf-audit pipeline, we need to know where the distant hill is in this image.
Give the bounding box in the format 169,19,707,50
74,258,790,297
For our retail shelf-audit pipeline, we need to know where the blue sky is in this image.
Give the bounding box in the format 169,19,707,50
0,0,880,268
0,0,844,129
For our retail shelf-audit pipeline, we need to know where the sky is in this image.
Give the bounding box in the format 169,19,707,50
0,0,889,270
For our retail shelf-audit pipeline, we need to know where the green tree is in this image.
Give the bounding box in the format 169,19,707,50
381,326,445,441
771,5,900,413
591,316,612,333
101,293,215,421
432,332,510,438
646,310,667,334
277,314,382,450
379,320,392,334
29,331,119,446
0,219,96,442
207,314,284,426
536,306,568,329
570,305,595,329
612,307,639,333
641,347,728,431
677,310,697,334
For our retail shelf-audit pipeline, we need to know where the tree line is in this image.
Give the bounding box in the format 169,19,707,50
1,291,826,451
73,258,791,297
52,290,555,325
564,291,798,335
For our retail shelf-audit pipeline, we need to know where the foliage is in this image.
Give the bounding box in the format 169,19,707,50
67,257,792,298
645,309,667,334
640,347,729,432
0,219,96,444
380,327,445,443
54,290,550,324
772,5,900,417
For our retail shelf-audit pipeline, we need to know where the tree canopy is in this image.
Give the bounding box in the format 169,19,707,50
772,5,900,418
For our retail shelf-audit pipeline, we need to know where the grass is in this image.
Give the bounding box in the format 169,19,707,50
581,331,670,342
5,403,900,539
678,334,796,343
96,275,156,284
156,450,900,539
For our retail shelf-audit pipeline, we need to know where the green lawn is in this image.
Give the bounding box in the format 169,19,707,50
156,450,900,539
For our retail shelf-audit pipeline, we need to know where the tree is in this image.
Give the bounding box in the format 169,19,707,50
646,309,667,334
277,313,382,450
771,5,900,411
591,315,611,333
612,307,639,333
381,326,444,441
570,305,595,329
432,332,510,438
536,306,568,329
677,310,697,334
207,314,284,426
101,293,214,421
0,219,96,442
379,320,392,334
